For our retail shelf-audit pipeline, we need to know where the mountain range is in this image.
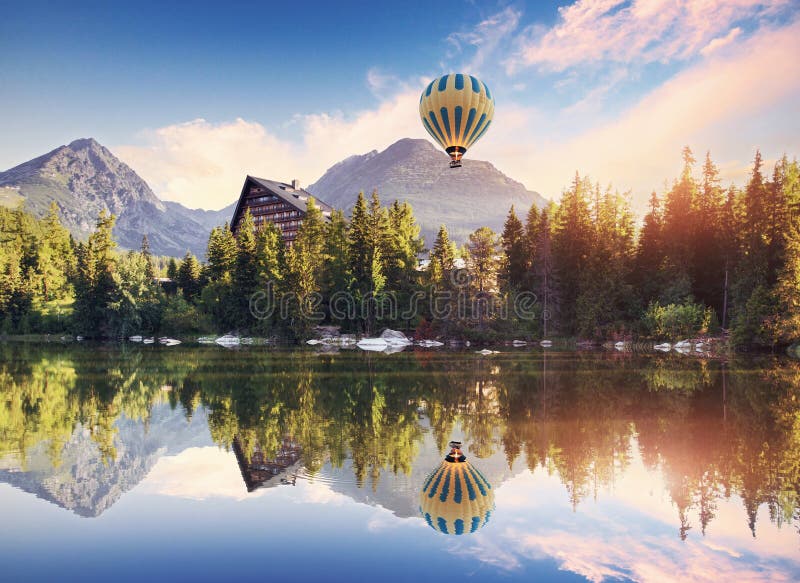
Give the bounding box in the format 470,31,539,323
0,137,545,256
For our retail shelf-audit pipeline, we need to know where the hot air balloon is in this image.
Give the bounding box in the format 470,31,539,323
419,74,495,168
419,441,494,535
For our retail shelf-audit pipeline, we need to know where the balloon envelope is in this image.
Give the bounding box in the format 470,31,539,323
419,74,495,167
419,451,494,535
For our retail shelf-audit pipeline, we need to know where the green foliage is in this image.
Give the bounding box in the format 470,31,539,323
108,250,163,336
232,210,259,329
428,224,455,286
166,257,178,280
0,203,75,333
320,209,351,314
347,191,390,334
499,206,527,291
140,234,155,281
205,222,237,283
466,226,498,294
575,186,636,338
643,300,713,339
553,174,594,334
72,210,118,337
176,252,201,301
161,295,213,334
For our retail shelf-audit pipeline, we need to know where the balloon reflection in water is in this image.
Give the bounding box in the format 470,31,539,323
419,441,494,535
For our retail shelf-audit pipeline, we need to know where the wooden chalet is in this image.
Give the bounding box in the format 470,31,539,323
232,435,303,492
230,176,333,245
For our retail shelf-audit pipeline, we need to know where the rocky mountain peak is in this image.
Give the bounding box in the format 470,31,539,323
0,139,212,256
308,137,545,244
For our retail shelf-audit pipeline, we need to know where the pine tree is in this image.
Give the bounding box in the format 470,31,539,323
381,200,424,328
141,234,155,281
284,240,319,338
534,209,556,337
766,156,790,280
576,187,636,337
177,252,201,300
233,210,258,327
660,147,697,303
348,192,371,287
255,221,285,289
733,152,770,338
368,191,391,274
524,203,541,290
500,205,527,292
251,221,285,333
110,250,161,336
467,227,498,294
282,198,328,336
321,209,351,306
206,222,237,282
428,224,455,286
72,211,118,336
39,202,74,301
771,221,800,344
297,197,326,271
167,258,179,280
553,173,593,334
718,186,739,329
635,191,665,305
384,200,424,294
690,152,725,315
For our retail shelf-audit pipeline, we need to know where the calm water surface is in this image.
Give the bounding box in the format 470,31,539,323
0,344,798,582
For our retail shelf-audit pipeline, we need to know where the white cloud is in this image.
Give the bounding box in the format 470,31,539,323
301,88,427,168
116,118,304,210
116,89,427,210
507,0,787,73
365,67,406,99
700,26,743,56
298,480,351,505
138,446,268,501
561,66,630,114
447,6,521,74
480,17,800,209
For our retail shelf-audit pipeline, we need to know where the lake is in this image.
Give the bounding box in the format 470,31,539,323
0,343,798,582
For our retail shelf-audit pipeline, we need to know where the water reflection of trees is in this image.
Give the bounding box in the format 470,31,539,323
1,344,799,538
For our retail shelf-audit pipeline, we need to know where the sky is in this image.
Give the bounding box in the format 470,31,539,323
2,0,799,213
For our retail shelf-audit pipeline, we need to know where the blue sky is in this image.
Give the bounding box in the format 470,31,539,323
2,1,799,211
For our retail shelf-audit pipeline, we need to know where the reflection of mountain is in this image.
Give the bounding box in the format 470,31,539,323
0,404,211,517
312,421,520,520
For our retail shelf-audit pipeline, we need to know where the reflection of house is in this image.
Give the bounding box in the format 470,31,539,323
230,176,333,245
232,436,303,492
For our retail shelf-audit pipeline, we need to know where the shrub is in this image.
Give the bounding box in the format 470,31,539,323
161,296,214,335
642,300,712,339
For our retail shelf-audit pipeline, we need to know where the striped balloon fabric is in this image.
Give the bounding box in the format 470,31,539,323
419,73,495,168
419,444,494,535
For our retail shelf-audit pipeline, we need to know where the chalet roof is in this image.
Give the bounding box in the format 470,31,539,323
231,175,334,226
232,436,303,492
